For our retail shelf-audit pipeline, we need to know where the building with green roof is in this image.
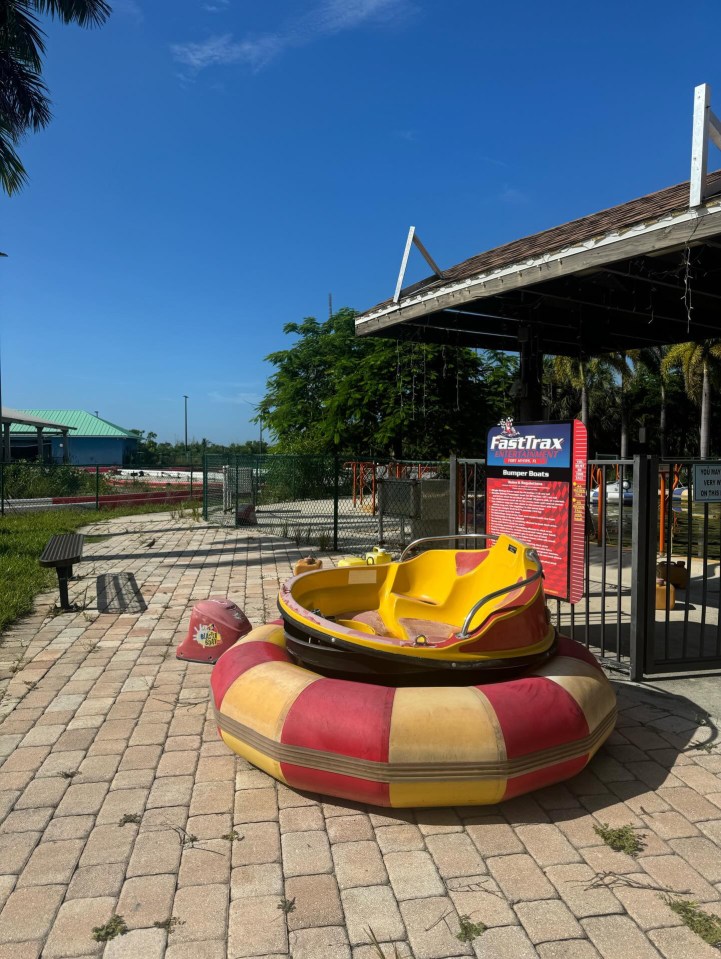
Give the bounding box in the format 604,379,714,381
10,410,138,465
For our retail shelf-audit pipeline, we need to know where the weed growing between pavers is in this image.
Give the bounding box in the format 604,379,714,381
92,915,128,942
456,915,487,943
593,822,646,856
366,928,411,958
663,897,721,947
154,916,185,935
118,813,142,826
221,829,244,842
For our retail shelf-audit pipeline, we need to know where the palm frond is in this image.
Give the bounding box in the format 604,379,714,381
32,0,111,28
0,121,28,194
0,2,47,70
0,55,52,132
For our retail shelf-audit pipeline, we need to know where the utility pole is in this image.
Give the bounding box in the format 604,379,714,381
183,395,189,460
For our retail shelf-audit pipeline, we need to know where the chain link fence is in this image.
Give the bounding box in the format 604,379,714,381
203,454,451,554
0,461,201,515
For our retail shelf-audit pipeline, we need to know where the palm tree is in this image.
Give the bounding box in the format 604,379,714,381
604,351,641,458
662,341,721,458
0,0,111,194
636,346,670,459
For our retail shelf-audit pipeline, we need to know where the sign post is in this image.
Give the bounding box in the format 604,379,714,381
485,419,588,602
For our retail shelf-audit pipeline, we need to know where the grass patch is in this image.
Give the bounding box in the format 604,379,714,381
593,823,645,857
0,504,181,636
663,897,721,947
153,916,185,934
118,813,142,827
92,914,127,942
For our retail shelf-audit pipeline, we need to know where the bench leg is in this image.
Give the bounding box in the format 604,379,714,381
56,566,73,611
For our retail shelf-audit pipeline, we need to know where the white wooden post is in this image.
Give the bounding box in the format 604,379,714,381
690,83,721,207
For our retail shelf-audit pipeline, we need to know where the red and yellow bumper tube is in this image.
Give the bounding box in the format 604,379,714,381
211,624,617,808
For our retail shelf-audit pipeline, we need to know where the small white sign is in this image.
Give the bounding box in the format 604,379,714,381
693,464,721,502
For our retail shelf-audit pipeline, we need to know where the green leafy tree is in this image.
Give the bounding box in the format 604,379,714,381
0,0,111,194
261,308,517,458
662,340,721,458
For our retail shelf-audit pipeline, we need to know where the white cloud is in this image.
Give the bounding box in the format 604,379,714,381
203,0,230,11
499,185,529,205
172,0,412,74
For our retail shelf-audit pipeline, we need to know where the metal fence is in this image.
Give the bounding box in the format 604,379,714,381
0,461,201,515
202,454,450,553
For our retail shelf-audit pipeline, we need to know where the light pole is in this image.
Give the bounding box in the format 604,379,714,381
183,395,188,461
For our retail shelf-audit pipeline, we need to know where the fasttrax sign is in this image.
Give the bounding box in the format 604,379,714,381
485,419,587,603
693,463,721,502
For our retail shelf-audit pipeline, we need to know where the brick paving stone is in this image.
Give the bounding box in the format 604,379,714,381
289,925,351,959
544,863,625,918
185,812,232,840
79,823,138,866
367,808,415,827
399,896,473,959
20,725,65,748
285,873,344,929
54,781,109,817
156,751,198,778
231,862,284,899
641,854,720,901
612,880,685,931
487,854,556,902
516,822,582,867
117,873,176,929
375,824,426,853
279,804,325,833
195,756,236,782
426,832,488,879
43,895,116,958
74,754,121,783
0,884,65,943
0,747,50,773
585,916,668,959
118,745,162,770
104,927,167,959
327,815,375,844
656,787,721,823
171,882,229,943
643,811,700,840
446,880,517,928
126,826,182,877
333,840,388,889
146,775,194,809
110,768,156,790
473,925,539,959
232,821,281,867
95,787,149,824
128,723,168,747
537,943,603,959
385,850,445,901
227,894,288,958
0,791,18,826
0,806,54,834
37,750,87,777
501,795,551,825
415,808,463,835
0,831,40,873
276,783,317,807
190,780,234,817
165,942,226,959
670,764,721,795
668,837,721,882
0,942,43,959
341,885,406,945
17,837,84,885
237,768,276,791
1,770,42,794
234,785,278,824
649,925,721,958
282,829,333,877
66,863,127,899
581,843,644,876
43,813,95,841
178,839,231,886
0,877,14,914
515,899,584,944
465,816,524,857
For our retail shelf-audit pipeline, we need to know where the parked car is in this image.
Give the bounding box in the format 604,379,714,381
590,479,633,504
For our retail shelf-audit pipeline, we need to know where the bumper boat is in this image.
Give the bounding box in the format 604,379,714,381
278,534,557,681
211,623,617,807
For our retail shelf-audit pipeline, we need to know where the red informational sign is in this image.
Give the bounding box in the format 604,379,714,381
485,419,587,603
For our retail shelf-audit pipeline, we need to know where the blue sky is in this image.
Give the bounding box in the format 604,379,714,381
1,0,719,445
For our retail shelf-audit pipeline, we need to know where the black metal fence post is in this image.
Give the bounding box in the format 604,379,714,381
202,454,208,520
95,466,100,510
0,460,4,517
448,453,457,537
630,454,658,681
333,452,339,552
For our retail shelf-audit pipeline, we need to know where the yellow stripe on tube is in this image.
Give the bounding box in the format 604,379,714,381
388,686,507,807
219,661,319,782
